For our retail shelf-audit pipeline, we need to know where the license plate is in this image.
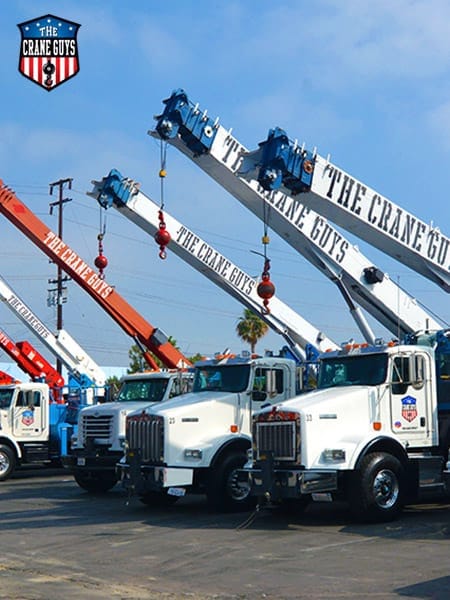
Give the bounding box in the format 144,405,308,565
77,457,86,466
311,492,332,502
167,487,186,497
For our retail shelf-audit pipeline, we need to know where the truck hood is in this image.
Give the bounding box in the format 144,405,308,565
80,400,161,417
260,385,373,416
128,390,237,418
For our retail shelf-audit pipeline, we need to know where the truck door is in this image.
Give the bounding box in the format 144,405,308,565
12,388,47,440
251,365,291,414
389,352,433,446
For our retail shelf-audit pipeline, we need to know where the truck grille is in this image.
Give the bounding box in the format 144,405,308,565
127,415,164,463
81,414,113,443
255,421,298,462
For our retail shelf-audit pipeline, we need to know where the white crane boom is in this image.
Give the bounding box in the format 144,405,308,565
149,89,443,342
88,169,340,360
0,276,106,389
243,126,450,293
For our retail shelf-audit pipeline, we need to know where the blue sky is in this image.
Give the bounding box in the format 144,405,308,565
0,0,449,375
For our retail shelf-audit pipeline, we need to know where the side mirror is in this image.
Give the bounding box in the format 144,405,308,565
252,390,267,402
391,382,408,395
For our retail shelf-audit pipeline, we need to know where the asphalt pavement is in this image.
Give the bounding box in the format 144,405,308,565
1,467,450,599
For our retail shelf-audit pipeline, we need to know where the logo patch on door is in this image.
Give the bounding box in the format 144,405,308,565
401,396,417,423
22,409,35,426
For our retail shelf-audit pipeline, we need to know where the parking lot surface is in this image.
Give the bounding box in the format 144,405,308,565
1,468,450,599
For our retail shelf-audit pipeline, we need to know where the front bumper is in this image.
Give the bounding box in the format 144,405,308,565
243,461,339,503
62,450,122,473
117,452,194,496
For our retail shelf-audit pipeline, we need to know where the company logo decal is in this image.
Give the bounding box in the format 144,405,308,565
401,396,417,423
17,14,80,91
21,409,34,426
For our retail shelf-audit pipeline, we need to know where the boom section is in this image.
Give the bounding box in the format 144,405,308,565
0,275,105,388
0,330,63,387
0,180,191,370
150,89,443,339
88,169,340,359
250,126,450,293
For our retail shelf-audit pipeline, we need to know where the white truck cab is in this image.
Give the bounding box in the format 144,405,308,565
245,334,450,522
118,353,305,511
0,382,73,480
63,371,193,492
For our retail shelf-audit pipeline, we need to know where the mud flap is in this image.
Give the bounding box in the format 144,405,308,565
123,450,144,497
259,451,276,505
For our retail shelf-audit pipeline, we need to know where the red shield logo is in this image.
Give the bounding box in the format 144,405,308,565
401,396,417,423
17,14,80,91
22,409,35,426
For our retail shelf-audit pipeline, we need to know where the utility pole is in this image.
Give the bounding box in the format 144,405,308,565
48,177,72,375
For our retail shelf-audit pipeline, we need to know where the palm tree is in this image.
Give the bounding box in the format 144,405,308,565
236,309,269,354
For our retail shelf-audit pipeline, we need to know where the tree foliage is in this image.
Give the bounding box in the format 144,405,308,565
236,308,269,354
188,352,206,364
127,344,150,374
127,338,204,373
105,375,121,400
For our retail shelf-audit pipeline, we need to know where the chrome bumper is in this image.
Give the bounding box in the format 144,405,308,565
244,465,338,502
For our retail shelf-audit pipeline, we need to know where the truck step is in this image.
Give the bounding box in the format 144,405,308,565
22,444,50,464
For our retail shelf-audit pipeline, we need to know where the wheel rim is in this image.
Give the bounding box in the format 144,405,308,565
373,468,399,509
227,467,250,502
0,451,11,476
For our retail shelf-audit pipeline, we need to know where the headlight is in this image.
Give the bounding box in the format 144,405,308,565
322,448,346,462
184,449,202,459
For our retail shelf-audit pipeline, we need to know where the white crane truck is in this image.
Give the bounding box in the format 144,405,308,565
242,330,450,522
117,352,306,511
63,370,193,492
0,381,76,480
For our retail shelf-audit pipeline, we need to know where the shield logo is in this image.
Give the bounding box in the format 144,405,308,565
401,396,417,423
17,14,80,91
22,409,35,426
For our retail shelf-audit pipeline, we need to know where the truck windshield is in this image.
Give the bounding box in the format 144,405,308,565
116,378,169,403
318,353,388,389
193,365,250,393
0,388,14,409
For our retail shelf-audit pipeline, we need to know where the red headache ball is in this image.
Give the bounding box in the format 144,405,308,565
257,278,275,300
155,227,171,246
94,254,108,269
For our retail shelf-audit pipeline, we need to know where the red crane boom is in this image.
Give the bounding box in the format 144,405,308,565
0,180,192,370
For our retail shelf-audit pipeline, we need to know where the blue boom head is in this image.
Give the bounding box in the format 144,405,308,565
154,88,218,155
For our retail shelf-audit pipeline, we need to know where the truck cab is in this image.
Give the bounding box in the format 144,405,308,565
118,353,304,511
245,336,450,522
63,371,193,492
0,382,73,480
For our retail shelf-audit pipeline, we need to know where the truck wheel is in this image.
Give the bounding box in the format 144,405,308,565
139,492,179,507
349,452,404,523
207,451,255,513
73,470,117,493
0,445,16,481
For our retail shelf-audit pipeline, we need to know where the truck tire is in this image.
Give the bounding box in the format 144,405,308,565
73,470,117,493
139,492,179,507
0,444,16,481
349,452,405,523
206,451,255,513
